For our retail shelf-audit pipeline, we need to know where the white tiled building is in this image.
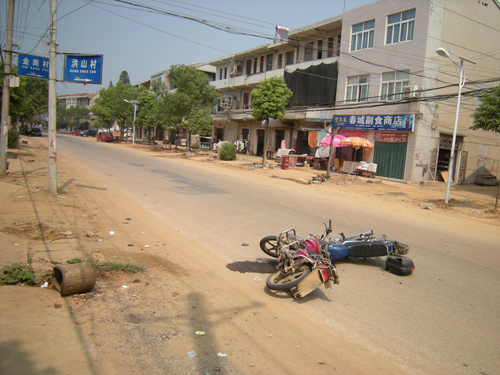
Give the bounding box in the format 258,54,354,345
209,0,500,184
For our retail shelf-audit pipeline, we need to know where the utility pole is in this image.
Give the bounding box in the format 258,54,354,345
48,0,58,194
0,0,15,176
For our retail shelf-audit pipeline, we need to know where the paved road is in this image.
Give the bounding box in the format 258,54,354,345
58,135,500,375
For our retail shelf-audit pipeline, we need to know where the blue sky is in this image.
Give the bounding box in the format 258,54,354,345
1,0,373,95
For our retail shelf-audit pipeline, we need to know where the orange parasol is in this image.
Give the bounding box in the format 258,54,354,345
339,137,374,150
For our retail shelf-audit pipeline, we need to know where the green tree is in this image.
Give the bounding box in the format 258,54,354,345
91,82,140,137
118,71,130,85
160,65,218,150
134,87,160,141
0,64,48,124
470,84,500,211
67,105,91,129
56,104,69,129
251,76,292,166
21,77,48,122
470,85,500,133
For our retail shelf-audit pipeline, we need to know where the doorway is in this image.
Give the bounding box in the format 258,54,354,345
215,128,224,143
256,129,265,156
275,130,285,151
373,142,407,180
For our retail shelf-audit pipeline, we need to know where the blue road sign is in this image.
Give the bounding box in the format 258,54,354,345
17,54,50,79
63,54,103,84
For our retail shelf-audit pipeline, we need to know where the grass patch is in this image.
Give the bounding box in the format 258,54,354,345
67,258,146,274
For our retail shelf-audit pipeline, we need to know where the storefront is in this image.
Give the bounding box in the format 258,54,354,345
333,114,414,180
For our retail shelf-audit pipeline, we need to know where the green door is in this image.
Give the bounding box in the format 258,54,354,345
373,142,407,180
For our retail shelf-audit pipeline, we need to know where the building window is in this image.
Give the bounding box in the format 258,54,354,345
260,56,264,72
346,75,370,102
266,54,273,71
277,53,283,69
246,60,252,75
243,92,251,109
286,51,294,65
351,20,375,51
317,40,323,59
386,8,415,45
381,71,410,101
253,58,257,74
224,67,227,79
304,42,314,61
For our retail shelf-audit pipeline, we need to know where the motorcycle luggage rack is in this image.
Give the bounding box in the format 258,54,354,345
277,229,305,253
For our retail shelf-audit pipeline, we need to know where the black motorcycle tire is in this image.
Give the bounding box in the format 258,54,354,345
259,235,279,258
266,265,312,290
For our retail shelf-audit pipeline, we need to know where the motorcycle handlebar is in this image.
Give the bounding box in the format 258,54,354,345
345,230,373,240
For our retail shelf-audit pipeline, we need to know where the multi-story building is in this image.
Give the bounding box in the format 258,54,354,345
209,0,500,184
57,93,99,109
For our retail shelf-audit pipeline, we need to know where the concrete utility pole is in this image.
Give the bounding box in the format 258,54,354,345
0,0,15,176
48,0,58,194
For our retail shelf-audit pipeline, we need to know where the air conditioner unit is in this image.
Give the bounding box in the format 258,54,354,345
403,85,419,98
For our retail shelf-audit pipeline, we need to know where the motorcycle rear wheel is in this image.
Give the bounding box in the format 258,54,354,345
259,235,279,258
266,265,311,290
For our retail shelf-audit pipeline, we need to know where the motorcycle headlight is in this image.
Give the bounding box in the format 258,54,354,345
393,241,409,255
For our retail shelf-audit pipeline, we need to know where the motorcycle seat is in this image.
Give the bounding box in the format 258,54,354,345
344,240,388,257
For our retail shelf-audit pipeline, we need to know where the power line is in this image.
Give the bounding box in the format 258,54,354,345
111,0,275,40
90,2,234,55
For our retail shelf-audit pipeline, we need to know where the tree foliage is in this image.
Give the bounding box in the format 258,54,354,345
57,104,90,130
160,65,218,149
470,85,500,133
0,63,48,123
91,82,141,134
251,76,293,165
118,71,130,85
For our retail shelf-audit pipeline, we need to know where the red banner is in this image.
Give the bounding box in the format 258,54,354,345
374,132,408,143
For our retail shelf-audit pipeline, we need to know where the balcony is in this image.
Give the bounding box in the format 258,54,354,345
210,56,339,92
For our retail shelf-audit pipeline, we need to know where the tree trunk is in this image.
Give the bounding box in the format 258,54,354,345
262,118,270,166
326,124,339,178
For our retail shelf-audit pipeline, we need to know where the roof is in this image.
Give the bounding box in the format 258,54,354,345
57,93,98,99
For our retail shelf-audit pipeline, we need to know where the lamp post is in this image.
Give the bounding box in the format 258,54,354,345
123,99,139,144
435,47,475,205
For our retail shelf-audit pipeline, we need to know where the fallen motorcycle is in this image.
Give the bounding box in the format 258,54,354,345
265,224,340,299
260,220,415,276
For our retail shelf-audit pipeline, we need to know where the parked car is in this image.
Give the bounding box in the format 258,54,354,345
72,130,83,136
96,132,113,142
19,125,29,135
27,128,42,137
84,129,98,137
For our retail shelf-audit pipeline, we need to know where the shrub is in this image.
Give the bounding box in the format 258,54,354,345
219,142,237,161
8,130,19,149
0,263,36,285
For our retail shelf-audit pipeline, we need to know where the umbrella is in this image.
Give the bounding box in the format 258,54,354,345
319,134,347,147
340,137,374,149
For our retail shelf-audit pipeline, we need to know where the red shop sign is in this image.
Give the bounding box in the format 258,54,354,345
375,132,408,143
339,130,366,138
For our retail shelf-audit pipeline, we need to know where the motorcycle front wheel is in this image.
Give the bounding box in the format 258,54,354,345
266,265,311,290
259,235,279,258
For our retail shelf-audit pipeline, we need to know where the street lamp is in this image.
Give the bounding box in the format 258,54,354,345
435,47,475,204
123,99,139,144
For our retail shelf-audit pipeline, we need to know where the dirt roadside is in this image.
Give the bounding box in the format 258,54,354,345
1,135,498,375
